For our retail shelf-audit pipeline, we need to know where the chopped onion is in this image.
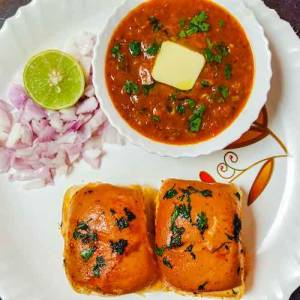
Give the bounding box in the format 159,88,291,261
76,97,99,115
59,107,77,122
0,99,13,112
84,84,95,98
8,84,28,109
20,99,47,122
0,107,13,143
0,31,125,189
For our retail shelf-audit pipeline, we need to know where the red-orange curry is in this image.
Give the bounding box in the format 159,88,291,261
105,0,254,145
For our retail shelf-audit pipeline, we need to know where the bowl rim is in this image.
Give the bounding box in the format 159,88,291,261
92,0,272,158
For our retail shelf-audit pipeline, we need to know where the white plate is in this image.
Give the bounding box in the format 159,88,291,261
0,0,300,300
93,0,272,158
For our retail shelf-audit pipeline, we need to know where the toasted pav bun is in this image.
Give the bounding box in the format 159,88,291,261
155,179,244,297
61,183,158,295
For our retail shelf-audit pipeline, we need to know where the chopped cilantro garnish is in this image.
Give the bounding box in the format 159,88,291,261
169,225,185,248
73,220,98,244
92,256,106,277
176,104,185,114
164,185,178,199
110,239,128,255
152,115,160,122
154,245,165,257
200,189,213,197
213,54,223,64
189,104,206,132
196,212,208,234
189,11,210,33
185,98,196,110
112,43,124,62
169,93,177,101
185,244,196,259
225,64,232,80
123,80,139,95
178,30,187,38
198,281,208,291
226,214,241,242
179,18,185,29
218,85,229,99
233,214,241,241
115,208,136,230
149,16,162,32
179,11,210,38
80,247,96,261
170,206,180,229
177,204,191,220
219,19,225,28
201,80,211,88
115,217,129,230
215,43,229,57
124,208,136,222
129,40,141,56
146,42,160,56
203,42,229,64
162,257,173,269
75,221,89,231
142,83,155,95
203,48,214,63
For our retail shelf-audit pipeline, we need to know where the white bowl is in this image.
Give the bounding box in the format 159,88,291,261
93,0,272,158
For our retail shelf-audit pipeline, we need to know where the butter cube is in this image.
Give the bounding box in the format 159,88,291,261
151,41,205,91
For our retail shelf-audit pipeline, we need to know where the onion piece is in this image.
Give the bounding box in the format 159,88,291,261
20,99,47,122
0,107,13,143
8,84,28,109
0,99,13,112
6,123,23,148
60,107,77,122
84,85,95,98
9,166,52,183
37,125,56,142
76,97,99,115
48,111,64,132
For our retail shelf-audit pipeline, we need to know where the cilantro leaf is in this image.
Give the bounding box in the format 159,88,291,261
225,64,232,80
162,257,173,269
154,245,165,257
185,98,196,110
196,212,208,234
80,247,96,261
110,239,128,255
149,16,162,32
123,80,139,95
142,83,155,95
176,104,185,114
146,42,160,56
129,40,141,56
218,85,229,99
164,185,178,199
201,80,211,88
92,256,106,277
189,104,206,132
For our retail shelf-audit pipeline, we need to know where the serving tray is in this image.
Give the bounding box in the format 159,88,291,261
0,0,300,299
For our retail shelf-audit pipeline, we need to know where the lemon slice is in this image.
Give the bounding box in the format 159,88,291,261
23,50,85,110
